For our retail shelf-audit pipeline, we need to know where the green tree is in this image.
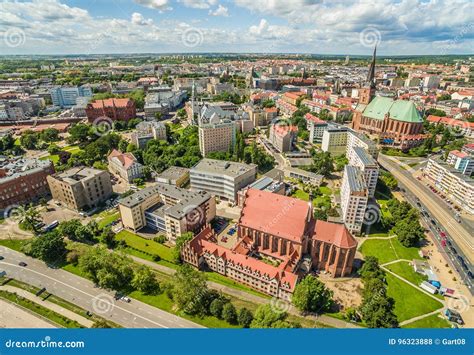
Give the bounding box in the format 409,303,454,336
172,232,194,263
292,275,333,313
20,130,39,150
210,298,226,319
222,302,238,324
28,231,67,264
58,219,82,239
172,264,209,315
237,308,254,328
250,304,299,328
13,204,42,234
40,128,60,142
131,265,160,295
310,151,334,176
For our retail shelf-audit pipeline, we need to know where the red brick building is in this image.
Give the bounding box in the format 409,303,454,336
0,158,54,210
182,189,357,299
85,98,136,123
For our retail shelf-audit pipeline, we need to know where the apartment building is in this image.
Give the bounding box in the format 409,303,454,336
446,150,474,176
47,167,113,211
424,158,474,214
107,149,144,183
269,123,298,153
119,183,216,243
0,158,54,210
341,165,369,234
131,121,167,149
198,120,235,156
50,85,92,108
305,113,328,144
346,129,378,160
348,147,379,198
190,159,257,203
321,126,348,156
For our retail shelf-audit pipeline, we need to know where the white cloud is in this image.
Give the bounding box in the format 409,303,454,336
131,12,154,25
209,5,229,17
133,0,172,11
179,0,218,9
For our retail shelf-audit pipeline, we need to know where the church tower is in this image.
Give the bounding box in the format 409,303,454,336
359,46,377,105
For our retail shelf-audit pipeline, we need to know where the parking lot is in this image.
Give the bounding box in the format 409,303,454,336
213,217,239,249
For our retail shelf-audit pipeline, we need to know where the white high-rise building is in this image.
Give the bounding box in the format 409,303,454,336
349,147,379,198
341,165,369,234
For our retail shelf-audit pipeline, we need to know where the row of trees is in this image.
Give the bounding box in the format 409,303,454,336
19,128,60,150
384,199,425,247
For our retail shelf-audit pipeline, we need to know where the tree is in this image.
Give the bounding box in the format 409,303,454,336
237,308,254,328
222,302,238,324
58,219,82,239
40,128,60,142
392,218,425,247
131,265,160,295
210,298,226,319
172,264,209,315
359,291,398,328
172,232,194,263
292,275,333,313
250,304,299,328
69,123,92,143
20,130,39,150
13,204,42,234
310,151,334,176
28,231,67,264
359,256,385,281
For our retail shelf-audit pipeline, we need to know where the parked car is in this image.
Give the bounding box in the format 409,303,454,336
120,296,131,303
0,255,4,260
18,261,27,267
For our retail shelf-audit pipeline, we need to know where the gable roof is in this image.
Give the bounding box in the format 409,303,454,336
312,220,357,249
363,96,422,123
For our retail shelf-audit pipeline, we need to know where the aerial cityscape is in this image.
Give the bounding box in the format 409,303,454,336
0,0,473,341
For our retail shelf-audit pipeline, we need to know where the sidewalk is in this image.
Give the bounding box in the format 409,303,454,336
0,285,94,328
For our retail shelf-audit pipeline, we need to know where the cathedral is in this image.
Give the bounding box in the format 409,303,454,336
351,47,426,150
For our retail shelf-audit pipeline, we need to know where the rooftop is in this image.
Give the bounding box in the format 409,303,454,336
363,96,422,123
312,220,357,249
191,159,257,178
0,157,52,184
344,165,367,192
52,166,106,185
352,146,377,167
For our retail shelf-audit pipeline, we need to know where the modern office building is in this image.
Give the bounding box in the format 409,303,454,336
119,183,216,243
198,120,236,157
340,165,369,234
190,159,257,203
0,158,54,210
348,147,379,197
107,149,144,183
47,167,113,211
50,86,93,108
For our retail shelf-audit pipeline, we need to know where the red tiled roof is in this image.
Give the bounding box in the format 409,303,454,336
239,189,310,243
312,220,357,249
305,113,326,124
108,149,137,169
449,150,468,158
90,98,133,109
427,115,474,129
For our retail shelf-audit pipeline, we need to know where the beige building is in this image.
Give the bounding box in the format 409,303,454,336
119,183,216,243
47,167,113,211
108,149,144,183
340,165,369,234
190,159,257,203
198,120,235,156
155,166,190,187
269,124,298,152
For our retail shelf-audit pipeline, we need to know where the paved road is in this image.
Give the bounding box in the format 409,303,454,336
0,247,203,329
379,154,473,260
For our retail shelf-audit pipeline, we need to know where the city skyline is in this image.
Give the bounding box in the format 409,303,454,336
0,0,474,55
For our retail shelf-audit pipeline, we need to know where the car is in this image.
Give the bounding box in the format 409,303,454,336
0,256,4,260
18,261,27,267
467,271,473,279
120,296,131,303
430,219,436,225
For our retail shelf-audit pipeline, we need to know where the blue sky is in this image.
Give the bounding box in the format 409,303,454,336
1,0,474,55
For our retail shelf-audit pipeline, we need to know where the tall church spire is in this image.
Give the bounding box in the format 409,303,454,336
367,46,376,89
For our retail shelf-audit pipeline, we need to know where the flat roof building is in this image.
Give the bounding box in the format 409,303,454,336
341,165,369,234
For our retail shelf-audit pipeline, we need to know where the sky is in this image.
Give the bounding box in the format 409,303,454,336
0,0,474,55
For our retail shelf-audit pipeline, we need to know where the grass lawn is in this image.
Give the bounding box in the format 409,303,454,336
402,313,452,329
291,189,309,201
0,290,83,328
63,145,82,154
386,273,443,323
128,291,240,328
359,238,422,264
97,211,120,229
115,230,174,263
0,239,31,252
40,154,60,164
385,261,427,285
319,186,332,195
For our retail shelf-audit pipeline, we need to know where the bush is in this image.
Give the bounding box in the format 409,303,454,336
237,308,254,328
209,298,226,319
153,235,167,244
222,303,238,324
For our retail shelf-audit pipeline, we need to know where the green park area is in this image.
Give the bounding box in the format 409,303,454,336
385,261,427,285
402,314,452,329
95,210,121,229
359,238,422,264
40,145,83,164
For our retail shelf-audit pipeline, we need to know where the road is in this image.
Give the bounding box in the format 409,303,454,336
0,247,203,329
379,154,473,260
378,154,473,293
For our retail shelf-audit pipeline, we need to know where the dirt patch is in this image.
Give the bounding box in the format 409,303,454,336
320,275,363,311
